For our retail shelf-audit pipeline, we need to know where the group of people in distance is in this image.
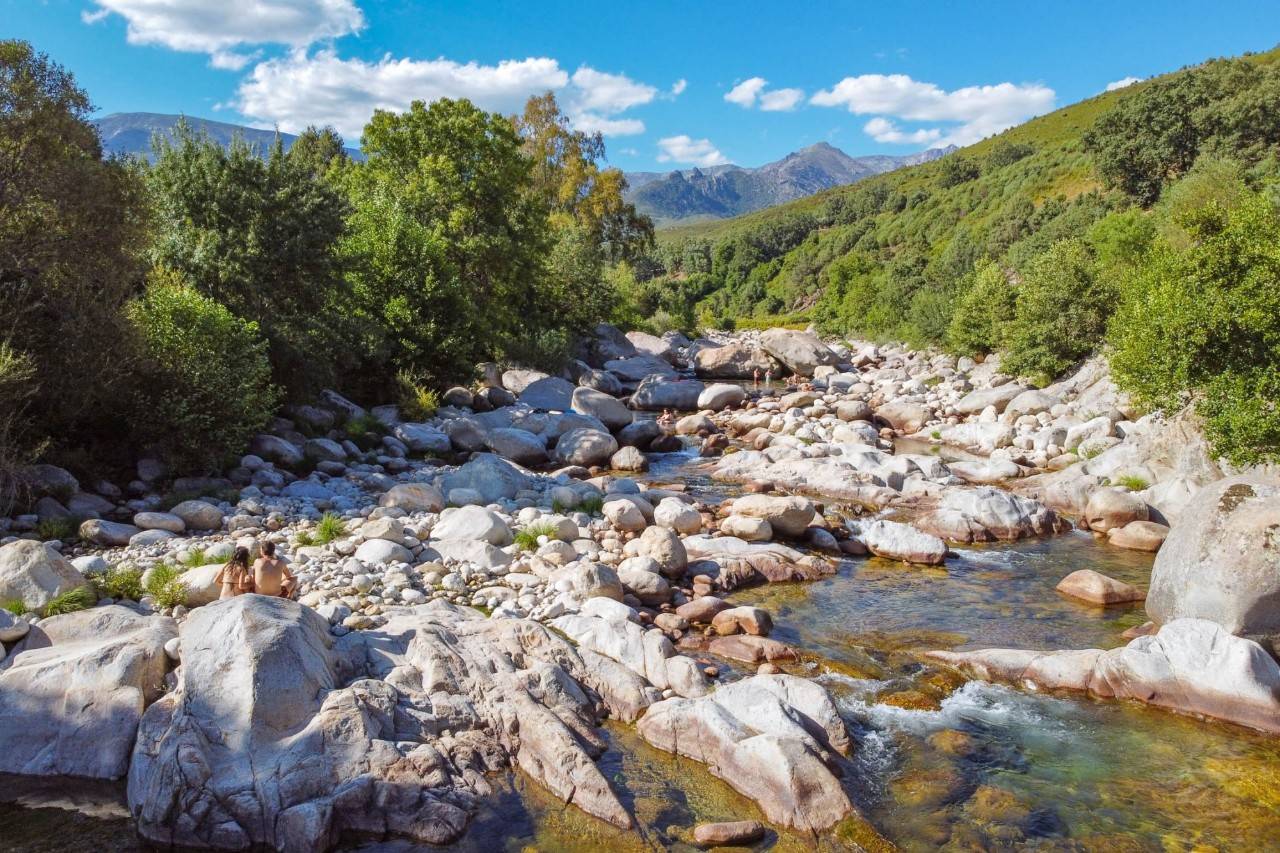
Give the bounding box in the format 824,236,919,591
213,541,296,601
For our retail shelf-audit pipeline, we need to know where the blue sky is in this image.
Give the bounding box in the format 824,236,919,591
9,1,1280,170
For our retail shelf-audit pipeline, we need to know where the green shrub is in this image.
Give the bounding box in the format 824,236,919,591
343,412,384,440
946,261,1015,356
41,585,97,617
178,548,208,568
144,563,188,609
314,513,347,544
1116,475,1150,491
35,516,77,542
578,495,604,515
1002,239,1115,384
397,371,440,421
1110,191,1280,465
127,270,280,470
514,520,560,552
96,566,144,601
1,599,26,616
295,530,317,547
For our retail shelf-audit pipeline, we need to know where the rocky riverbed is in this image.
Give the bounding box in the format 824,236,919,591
1,324,1278,850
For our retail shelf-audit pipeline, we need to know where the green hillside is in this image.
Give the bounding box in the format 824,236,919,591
635,44,1280,340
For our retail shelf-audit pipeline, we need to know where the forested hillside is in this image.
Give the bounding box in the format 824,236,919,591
622,46,1280,464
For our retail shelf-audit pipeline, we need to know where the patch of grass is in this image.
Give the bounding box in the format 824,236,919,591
145,563,188,609
178,548,208,568
96,566,144,601
1116,474,1149,491
1,599,27,616
295,530,317,547
397,371,440,421
344,412,385,440
930,429,942,439
41,585,97,617
578,495,604,515
923,376,943,387
315,512,347,544
35,516,77,542
1078,443,1105,460
514,520,560,552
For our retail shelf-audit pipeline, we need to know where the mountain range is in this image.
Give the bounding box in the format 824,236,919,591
90,112,947,225
623,142,955,224
91,112,364,161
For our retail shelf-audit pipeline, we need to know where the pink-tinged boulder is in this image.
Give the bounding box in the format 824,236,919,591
1056,569,1145,605
710,606,773,637
1108,520,1170,552
1084,488,1149,533
708,635,796,664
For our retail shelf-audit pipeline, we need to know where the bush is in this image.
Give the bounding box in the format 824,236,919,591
127,270,280,470
396,372,439,421
0,344,38,515
1002,239,1114,383
1,599,26,616
144,563,188,609
514,520,560,552
946,261,1015,356
1110,191,1280,465
97,566,144,601
314,513,347,544
35,516,77,542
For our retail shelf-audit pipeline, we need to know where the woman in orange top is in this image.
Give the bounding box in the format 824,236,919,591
214,546,254,599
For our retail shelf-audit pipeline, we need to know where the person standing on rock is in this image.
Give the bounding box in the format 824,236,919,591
214,547,254,599
253,541,296,599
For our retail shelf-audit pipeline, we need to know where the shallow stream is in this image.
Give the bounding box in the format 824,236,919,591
4,447,1279,851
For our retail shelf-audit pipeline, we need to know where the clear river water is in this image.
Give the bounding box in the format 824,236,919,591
3,446,1278,852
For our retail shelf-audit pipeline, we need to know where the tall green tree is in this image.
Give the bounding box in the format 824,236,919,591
342,98,550,385
288,125,348,178
145,121,351,392
0,40,147,454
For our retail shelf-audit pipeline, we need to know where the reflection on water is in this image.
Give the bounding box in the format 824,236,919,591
5,453,1280,851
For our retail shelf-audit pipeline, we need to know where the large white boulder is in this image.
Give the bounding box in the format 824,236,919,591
431,505,514,546
0,606,175,778
759,329,840,377
856,519,947,565
0,540,90,610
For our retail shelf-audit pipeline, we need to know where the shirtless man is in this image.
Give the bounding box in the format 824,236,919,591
253,541,296,599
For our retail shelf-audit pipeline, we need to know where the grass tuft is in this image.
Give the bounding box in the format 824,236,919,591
578,495,604,515
178,548,208,568
1,599,27,616
35,516,77,542
315,513,346,544
1116,474,1150,491
397,371,440,421
41,585,97,617
514,520,560,552
145,563,188,609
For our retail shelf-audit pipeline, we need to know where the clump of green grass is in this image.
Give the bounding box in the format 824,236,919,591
930,429,942,440
344,412,385,440
178,548,208,568
145,564,188,609
35,516,77,542
315,513,346,544
1078,444,1104,460
41,585,97,617
396,371,440,421
578,495,604,515
1116,474,1150,491
514,520,560,552
1,599,27,617
96,566,144,601
295,529,317,547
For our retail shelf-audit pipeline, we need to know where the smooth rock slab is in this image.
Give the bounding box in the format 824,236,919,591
0,606,175,778
637,674,852,831
929,618,1280,734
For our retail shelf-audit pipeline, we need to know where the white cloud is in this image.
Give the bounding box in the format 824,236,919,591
574,113,645,136
1105,76,1141,92
236,51,662,140
84,0,364,60
671,78,687,96
760,87,804,112
863,117,941,145
725,77,767,107
657,134,728,168
236,50,570,138
812,73,1054,146
569,66,656,114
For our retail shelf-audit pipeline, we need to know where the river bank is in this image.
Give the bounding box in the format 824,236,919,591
1,326,1277,850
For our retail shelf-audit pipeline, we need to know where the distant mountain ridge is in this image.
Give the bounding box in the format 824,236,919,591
624,142,955,225
91,112,364,161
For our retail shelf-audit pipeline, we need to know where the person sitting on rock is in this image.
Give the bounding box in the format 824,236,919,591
253,541,296,599
214,546,254,599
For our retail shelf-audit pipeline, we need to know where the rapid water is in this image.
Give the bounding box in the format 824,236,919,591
4,446,1279,851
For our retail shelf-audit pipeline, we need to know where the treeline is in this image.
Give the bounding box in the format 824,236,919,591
634,49,1280,464
0,41,651,501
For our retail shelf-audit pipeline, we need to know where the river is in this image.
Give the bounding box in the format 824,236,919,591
3,446,1278,851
